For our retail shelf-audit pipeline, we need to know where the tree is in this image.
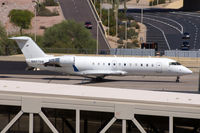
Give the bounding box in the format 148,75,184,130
0,22,7,54
43,20,96,54
8,9,34,35
0,22,18,55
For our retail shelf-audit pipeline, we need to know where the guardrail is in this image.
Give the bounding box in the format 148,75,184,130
87,0,110,48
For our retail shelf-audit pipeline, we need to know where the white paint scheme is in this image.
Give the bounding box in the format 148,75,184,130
10,36,192,81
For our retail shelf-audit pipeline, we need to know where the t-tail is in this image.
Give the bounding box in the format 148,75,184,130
10,36,47,59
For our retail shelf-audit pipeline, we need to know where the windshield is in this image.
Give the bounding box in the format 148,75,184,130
169,62,181,65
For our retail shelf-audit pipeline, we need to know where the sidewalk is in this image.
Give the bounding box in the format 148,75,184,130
102,0,183,9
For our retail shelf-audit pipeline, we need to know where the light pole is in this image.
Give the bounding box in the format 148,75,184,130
136,0,143,24
100,0,102,19
97,21,99,54
115,8,118,37
115,0,119,37
108,8,110,36
32,0,38,42
141,7,143,24
125,21,127,48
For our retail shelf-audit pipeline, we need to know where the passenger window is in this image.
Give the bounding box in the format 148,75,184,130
103,63,105,65
135,63,137,66
98,63,100,65
141,64,143,67
92,62,95,65
124,63,126,66
108,63,110,66
113,63,116,66
152,64,154,67
146,64,148,67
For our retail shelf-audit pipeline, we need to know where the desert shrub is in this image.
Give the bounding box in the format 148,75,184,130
37,4,59,16
43,20,96,53
127,29,138,39
117,39,123,44
8,9,34,35
43,0,58,6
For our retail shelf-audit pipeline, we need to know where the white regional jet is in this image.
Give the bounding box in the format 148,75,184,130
11,36,192,82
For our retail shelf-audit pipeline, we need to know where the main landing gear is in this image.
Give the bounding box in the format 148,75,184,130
93,77,104,82
176,76,180,83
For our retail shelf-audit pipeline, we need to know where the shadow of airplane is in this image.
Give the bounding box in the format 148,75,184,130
0,75,178,84
76,77,178,85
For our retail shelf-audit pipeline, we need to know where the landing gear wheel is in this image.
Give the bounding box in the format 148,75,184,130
176,76,180,83
91,76,105,82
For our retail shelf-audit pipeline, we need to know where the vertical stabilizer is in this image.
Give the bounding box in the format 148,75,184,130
10,36,46,59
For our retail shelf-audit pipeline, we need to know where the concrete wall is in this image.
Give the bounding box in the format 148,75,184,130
183,0,200,11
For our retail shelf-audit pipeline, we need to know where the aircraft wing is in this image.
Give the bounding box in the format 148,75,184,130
80,70,127,77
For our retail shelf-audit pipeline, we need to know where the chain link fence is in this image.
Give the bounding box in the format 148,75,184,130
110,48,155,56
165,50,200,58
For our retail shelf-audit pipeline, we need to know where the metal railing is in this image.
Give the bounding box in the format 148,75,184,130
165,50,200,58
110,48,155,56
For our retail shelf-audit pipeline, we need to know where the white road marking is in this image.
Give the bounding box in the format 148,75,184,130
134,15,182,34
147,23,171,50
143,14,184,34
171,12,200,18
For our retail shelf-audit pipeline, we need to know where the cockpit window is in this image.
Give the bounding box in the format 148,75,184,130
169,62,181,65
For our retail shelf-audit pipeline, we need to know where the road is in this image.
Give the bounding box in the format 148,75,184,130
58,0,110,51
128,10,200,52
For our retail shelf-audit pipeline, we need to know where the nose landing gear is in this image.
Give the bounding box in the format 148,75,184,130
176,76,180,82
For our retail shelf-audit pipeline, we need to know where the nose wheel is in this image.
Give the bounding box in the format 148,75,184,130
176,76,180,82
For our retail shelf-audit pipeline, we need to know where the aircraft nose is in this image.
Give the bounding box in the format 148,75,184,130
181,67,192,75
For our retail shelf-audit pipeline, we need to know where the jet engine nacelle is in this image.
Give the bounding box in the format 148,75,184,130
44,56,74,67
58,56,74,66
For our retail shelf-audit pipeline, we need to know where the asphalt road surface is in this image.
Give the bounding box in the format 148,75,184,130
0,61,198,93
58,0,110,51
128,10,200,52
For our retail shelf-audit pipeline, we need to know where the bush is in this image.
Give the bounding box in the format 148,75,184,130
37,4,59,16
126,40,139,48
127,15,134,21
127,29,138,39
149,0,166,6
117,26,125,40
117,39,123,44
43,20,96,54
43,0,58,6
0,23,19,55
101,9,116,28
8,9,34,35
117,44,124,48
118,11,127,21
109,26,116,36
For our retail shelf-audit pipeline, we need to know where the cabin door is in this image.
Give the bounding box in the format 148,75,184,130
156,62,162,73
